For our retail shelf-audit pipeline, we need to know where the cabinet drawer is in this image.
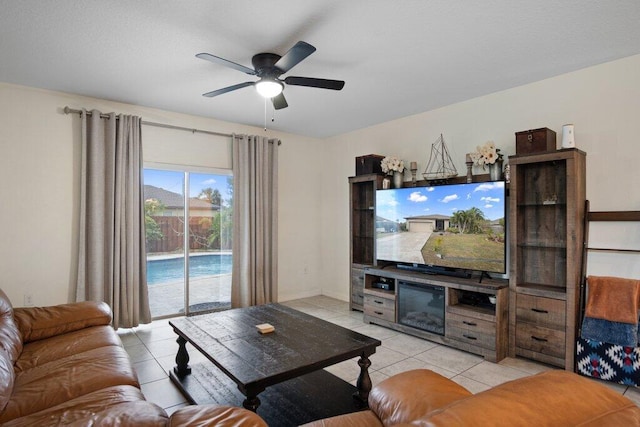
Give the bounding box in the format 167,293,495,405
447,327,496,350
364,304,395,322
516,294,565,330
351,267,365,308
516,322,565,359
447,312,495,335
351,267,365,289
351,288,364,307
447,313,496,351
364,294,395,311
364,293,395,322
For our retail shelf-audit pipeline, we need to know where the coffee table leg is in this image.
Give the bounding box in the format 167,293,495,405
242,394,261,412
173,335,192,377
354,353,373,406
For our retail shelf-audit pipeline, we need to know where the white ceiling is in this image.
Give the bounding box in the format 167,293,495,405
2,1,640,138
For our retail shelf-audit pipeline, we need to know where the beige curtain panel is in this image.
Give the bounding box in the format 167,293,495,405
75,109,151,328
231,134,279,308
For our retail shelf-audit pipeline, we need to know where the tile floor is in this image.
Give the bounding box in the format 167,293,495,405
117,295,640,417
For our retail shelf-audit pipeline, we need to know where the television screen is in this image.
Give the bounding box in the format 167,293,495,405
375,181,506,274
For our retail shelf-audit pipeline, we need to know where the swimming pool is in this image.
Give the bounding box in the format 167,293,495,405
146,254,232,285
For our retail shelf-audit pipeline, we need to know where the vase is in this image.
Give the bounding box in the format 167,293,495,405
393,171,404,188
488,160,503,181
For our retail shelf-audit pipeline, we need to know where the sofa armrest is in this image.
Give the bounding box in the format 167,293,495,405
13,301,112,343
419,370,640,426
368,369,472,426
169,404,268,427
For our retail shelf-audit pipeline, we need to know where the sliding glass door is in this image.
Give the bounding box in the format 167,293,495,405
144,167,233,318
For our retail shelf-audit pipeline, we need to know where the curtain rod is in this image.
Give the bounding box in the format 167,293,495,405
64,106,237,139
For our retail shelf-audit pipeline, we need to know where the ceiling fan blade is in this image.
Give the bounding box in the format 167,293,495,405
274,41,316,73
284,76,345,90
272,93,288,110
202,82,255,98
196,53,256,75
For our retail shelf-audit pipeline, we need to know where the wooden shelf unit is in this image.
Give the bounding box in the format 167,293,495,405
349,174,385,311
508,148,586,370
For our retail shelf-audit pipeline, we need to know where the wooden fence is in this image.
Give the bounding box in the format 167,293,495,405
147,216,213,253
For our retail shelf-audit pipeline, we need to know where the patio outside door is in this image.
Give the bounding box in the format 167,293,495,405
143,168,233,318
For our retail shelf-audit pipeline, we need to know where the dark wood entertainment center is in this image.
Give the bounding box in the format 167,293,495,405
349,148,586,368
348,172,497,312
349,172,509,362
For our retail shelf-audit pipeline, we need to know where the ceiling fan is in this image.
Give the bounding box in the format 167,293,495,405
196,41,345,110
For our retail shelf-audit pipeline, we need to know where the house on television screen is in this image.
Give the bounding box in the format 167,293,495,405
405,215,451,233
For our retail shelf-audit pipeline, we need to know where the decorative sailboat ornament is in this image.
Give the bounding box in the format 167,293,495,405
422,133,458,183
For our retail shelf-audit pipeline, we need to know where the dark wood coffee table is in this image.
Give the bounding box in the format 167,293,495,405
168,303,381,425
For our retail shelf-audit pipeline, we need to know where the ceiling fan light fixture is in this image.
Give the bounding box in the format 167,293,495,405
255,79,283,98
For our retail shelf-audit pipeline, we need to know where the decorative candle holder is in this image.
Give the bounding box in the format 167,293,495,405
465,154,473,183
562,124,575,148
410,161,418,186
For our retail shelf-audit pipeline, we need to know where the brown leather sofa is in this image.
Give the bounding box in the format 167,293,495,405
3,287,638,427
302,369,640,426
0,289,265,427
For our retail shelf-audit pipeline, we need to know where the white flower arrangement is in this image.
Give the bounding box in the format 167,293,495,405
470,141,503,167
380,156,405,174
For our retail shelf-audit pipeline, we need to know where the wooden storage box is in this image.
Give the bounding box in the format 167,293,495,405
515,128,556,154
355,154,384,175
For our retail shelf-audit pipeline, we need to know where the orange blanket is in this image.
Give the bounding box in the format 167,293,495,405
585,275,640,324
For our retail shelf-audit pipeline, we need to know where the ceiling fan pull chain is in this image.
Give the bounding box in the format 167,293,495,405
264,97,267,131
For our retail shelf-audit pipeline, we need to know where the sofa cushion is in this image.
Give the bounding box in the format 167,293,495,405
0,289,23,363
368,369,472,426
416,370,640,426
13,301,112,343
0,289,22,413
14,325,122,373
0,348,14,413
169,404,269,427
299,409,383,427
0,345,139,423
0,385,167,427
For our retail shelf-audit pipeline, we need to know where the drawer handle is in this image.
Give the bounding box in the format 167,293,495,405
374,300,384,305
531,308,549,314
375,311,384,315
463,334,477,341
463,321,477,326
531,336,548,342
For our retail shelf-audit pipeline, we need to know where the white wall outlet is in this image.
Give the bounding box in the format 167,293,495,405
23,294,34,307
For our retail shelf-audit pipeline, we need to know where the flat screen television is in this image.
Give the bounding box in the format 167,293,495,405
375,181,506,276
